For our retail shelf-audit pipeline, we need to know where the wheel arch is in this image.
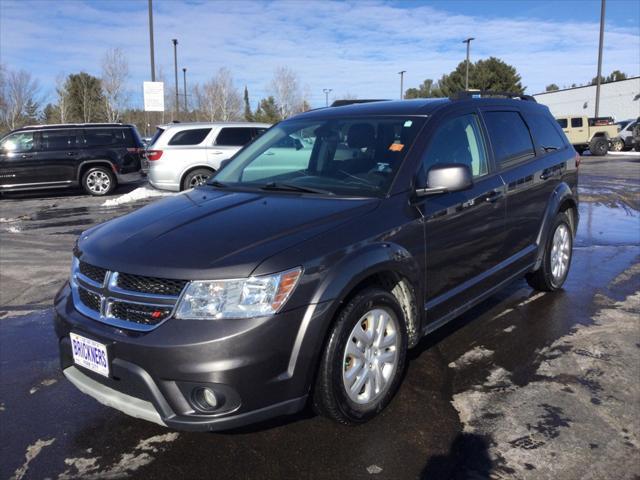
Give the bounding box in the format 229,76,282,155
77,160,116,183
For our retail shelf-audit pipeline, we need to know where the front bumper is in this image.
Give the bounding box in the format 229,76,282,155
54,283,328,431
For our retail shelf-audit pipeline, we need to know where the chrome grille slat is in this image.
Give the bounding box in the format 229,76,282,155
71,259,187,332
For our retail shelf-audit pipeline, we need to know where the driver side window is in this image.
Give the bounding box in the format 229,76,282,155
422,114,488,178
1,131,36,153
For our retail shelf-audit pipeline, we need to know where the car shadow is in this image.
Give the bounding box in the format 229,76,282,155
0,181,146,200
420,432,494,479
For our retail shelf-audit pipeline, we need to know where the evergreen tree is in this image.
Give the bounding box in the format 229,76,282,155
65,72,105,122
243,86,253,121
545,84,560,92
253,96,281,123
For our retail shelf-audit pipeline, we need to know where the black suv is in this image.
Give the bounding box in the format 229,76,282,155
54,94,578,430
0,123,145,196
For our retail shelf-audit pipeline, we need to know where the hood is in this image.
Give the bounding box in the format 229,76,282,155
77,187,378,279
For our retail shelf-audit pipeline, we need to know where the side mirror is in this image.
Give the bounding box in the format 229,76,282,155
416,163,473,197
219,158,231,170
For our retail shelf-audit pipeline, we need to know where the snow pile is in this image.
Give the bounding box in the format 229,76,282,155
102,186,173,207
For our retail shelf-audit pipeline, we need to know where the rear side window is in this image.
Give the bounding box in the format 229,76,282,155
571,118,583,128
525,114,567,152
483,111,535,166
557,118,568,128
216,128,253,146
41,129,83,150
168,128,211,146
83,128,127,147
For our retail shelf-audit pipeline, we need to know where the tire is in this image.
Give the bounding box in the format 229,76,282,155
609,138,624,152
526,212,573,292
181,168,213,191
82,166,116,196
589,137,608,156
312,288,408,425
574,146,585,155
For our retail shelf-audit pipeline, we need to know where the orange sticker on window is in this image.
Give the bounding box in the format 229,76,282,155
389,143,404,152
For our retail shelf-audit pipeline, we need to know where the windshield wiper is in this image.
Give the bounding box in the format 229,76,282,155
260,182,334,195
208,179,228,188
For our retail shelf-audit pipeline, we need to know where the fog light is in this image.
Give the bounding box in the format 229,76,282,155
192,387,218,411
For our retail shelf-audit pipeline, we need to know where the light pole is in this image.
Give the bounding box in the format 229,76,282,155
398,70,406,100
462,37,475,90
182,67,188,113
323,88,332,107
172,39,179,120
594,0,606,118
148,0,155,81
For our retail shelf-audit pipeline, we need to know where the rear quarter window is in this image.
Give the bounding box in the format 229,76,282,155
168,128,212,146
524,113,567,151
482,111,535,167
83,128,128,147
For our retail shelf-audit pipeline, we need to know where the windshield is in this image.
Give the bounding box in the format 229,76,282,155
212,116,426,197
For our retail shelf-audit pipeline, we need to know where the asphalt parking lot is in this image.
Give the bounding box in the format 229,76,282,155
1,154,639,480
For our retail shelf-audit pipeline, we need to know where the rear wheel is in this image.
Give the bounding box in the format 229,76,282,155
181,168,213,190
82,167,116,196
589,137,608,156
526,212,573,291
313,288,407,425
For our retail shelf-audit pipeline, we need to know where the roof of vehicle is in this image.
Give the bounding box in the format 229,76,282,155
293,96,547,121
15,123,136,131
156,121,271,130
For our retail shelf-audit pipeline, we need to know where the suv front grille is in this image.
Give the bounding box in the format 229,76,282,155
117,273,188,296
72,259,186,332
79,261,107,284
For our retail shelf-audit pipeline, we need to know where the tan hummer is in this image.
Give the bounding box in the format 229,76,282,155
555,115,619,156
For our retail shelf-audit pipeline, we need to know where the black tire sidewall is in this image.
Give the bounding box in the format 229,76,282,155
182,169,213,190
82,167,115,196
591,138,608,156
543,213,573,290
325,289,407,423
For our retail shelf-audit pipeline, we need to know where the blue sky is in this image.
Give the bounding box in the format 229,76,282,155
1,0,639,108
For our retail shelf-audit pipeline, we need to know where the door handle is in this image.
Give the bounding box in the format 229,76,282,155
20,154,33,159
67,152,78,156
485,190,504,203
209,151,223,155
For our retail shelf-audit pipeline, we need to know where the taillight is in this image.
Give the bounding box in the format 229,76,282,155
575,151,580,168
146,150,163,161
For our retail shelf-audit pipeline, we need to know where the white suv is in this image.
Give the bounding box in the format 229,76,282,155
145,122,270,191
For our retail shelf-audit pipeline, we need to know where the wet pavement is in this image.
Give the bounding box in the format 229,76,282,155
1,154,639,480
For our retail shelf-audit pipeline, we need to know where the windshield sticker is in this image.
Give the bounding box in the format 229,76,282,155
404,120,413,127
389,143,404,152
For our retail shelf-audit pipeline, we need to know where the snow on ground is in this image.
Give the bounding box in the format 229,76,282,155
608,150,640,156
102,186,174,207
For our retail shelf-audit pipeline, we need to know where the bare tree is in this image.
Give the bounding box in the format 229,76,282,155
101,48,130,122
1,68,40,130
269,67,304,119
55,73,70,123
196,68,242,122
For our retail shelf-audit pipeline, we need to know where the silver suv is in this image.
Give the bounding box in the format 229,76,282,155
145,122,270,191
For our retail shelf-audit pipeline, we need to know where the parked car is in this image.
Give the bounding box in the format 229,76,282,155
555,115,619,156
55,94,578,430
145,122,271,191
0,123,145,196
612,119,637,151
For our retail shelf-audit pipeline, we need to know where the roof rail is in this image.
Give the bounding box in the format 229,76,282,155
330,99,389,107
451,91,537,103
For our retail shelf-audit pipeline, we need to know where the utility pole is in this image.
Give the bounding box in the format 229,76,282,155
172,39,179,120
323,88,332,107
182,68,188,113
463,37,475,90
595,0,606,118
398,70,406,100
148,0,155,81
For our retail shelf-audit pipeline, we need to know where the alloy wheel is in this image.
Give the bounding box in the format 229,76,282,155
86,170,111,194
550,223,571,283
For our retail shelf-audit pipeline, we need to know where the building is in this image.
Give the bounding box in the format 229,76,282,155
533,77,640,121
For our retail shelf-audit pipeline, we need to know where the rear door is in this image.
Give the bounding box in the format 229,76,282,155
414,109,507,323
208,127,254,166
0,130,42,186
481,108,566,275
38,128,83,182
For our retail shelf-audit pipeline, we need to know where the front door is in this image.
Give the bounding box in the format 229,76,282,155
414,112,507,325
0,130,40,187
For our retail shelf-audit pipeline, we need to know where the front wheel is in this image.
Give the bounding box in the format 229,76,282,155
313,288,407,425
82,167,116,196
526,212,573,291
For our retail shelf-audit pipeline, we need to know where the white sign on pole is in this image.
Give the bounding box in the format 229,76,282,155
143,81,165,112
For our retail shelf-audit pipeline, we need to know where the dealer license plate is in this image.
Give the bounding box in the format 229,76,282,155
70,332,109,377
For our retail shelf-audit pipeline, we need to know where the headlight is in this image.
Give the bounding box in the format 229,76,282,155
174,267,302,320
